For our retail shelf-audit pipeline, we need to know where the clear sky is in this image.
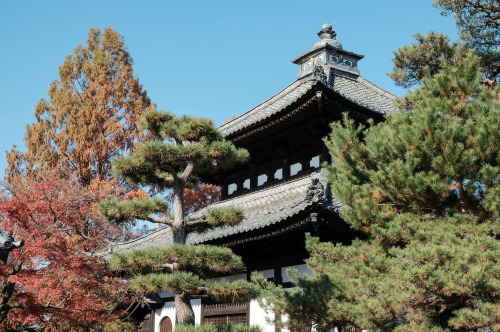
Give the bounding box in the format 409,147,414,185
0,0,458,179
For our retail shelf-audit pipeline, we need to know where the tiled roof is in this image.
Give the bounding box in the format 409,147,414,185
331,75,398,115
219,79,316,136
112,169,343,253
219,73,398,137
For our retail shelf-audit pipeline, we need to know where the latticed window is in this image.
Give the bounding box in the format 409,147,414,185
201,301,249,326
204,313,247,325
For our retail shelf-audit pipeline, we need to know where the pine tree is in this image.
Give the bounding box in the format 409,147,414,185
257,52,500,331
99,109,257,326
390,1,500,87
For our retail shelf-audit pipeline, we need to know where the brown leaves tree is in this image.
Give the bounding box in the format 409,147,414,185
6,27,151,198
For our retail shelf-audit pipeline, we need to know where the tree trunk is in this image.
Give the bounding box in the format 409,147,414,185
172,182,186,244
174,293,195,326
0,281,15,323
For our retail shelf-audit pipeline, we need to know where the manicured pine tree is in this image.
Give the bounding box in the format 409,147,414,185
256,52,500,331
99,109,258,326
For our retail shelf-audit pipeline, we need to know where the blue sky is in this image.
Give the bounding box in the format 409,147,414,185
0,0,457,178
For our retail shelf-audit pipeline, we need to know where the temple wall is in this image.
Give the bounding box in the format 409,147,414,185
153,264,312,331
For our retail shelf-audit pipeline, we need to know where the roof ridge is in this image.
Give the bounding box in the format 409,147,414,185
113,226,170,247
219,78,315,132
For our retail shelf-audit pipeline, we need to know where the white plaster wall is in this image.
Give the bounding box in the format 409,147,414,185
259,269,274,279
154,298,202,332
249,299,275,332
192,298,202,326
155,301,175,332
213,273,247,283
281,264,312,283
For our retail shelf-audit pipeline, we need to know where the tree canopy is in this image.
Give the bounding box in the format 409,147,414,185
99,109,256,325
0,174,127,330
390,0,500,87
257,52,500,331
6,27,151,197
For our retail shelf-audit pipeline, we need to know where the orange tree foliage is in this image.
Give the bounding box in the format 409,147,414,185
6,27,151,198
172,184,221,216
0,175,127,330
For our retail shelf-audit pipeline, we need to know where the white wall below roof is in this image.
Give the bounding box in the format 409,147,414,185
249,299,275,332
155,299,201,332
153,265,314,331
213,273,247,283
281,263,313,283
155,301,175,332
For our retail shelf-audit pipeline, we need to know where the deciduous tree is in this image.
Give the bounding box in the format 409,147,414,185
257,52,500,331
0,174,127,330
99,109,257,326
6,27,151,197
180,184,221,216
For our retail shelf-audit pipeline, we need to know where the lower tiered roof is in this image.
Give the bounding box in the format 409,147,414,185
111,169,342,253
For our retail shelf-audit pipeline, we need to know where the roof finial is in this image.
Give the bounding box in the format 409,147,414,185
318,23,337,40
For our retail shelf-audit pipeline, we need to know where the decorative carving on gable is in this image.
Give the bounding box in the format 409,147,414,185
306,175,326,204
312,65,327,84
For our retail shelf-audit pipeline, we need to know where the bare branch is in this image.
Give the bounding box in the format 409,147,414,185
139,216,173,227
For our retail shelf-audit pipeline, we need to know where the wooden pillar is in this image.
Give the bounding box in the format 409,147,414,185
250,165,257,189
282,159,290,179
221,179,228,199
319,146,330,165
301,158,310,173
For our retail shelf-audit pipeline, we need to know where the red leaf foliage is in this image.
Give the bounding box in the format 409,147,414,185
182,184,221,215
0,175,128,330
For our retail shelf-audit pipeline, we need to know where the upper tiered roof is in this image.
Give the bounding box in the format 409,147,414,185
219,24,397,137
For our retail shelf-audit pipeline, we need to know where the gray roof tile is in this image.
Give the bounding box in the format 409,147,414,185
112,170,343,254
219,74,398,137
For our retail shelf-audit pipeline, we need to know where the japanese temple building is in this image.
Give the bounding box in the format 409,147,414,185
114,23,398,332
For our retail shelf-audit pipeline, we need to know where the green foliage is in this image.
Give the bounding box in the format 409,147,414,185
129,272,260,303
102,320,135,332
131,271,204,294
253,270,343,332
175,323,261,332
111,244,246,276
328,51,499,232
205,207,245,226
435,0,500,60
390,32,457,88
98,196,169,224
111,109,249,189
110,244,258,313
260,52,500,331
204,279,261,303
391,1,500,87
101,109,252,325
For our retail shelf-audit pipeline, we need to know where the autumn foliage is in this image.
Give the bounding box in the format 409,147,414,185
5,27,151,198
0,175,127,330
180,184,221,216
